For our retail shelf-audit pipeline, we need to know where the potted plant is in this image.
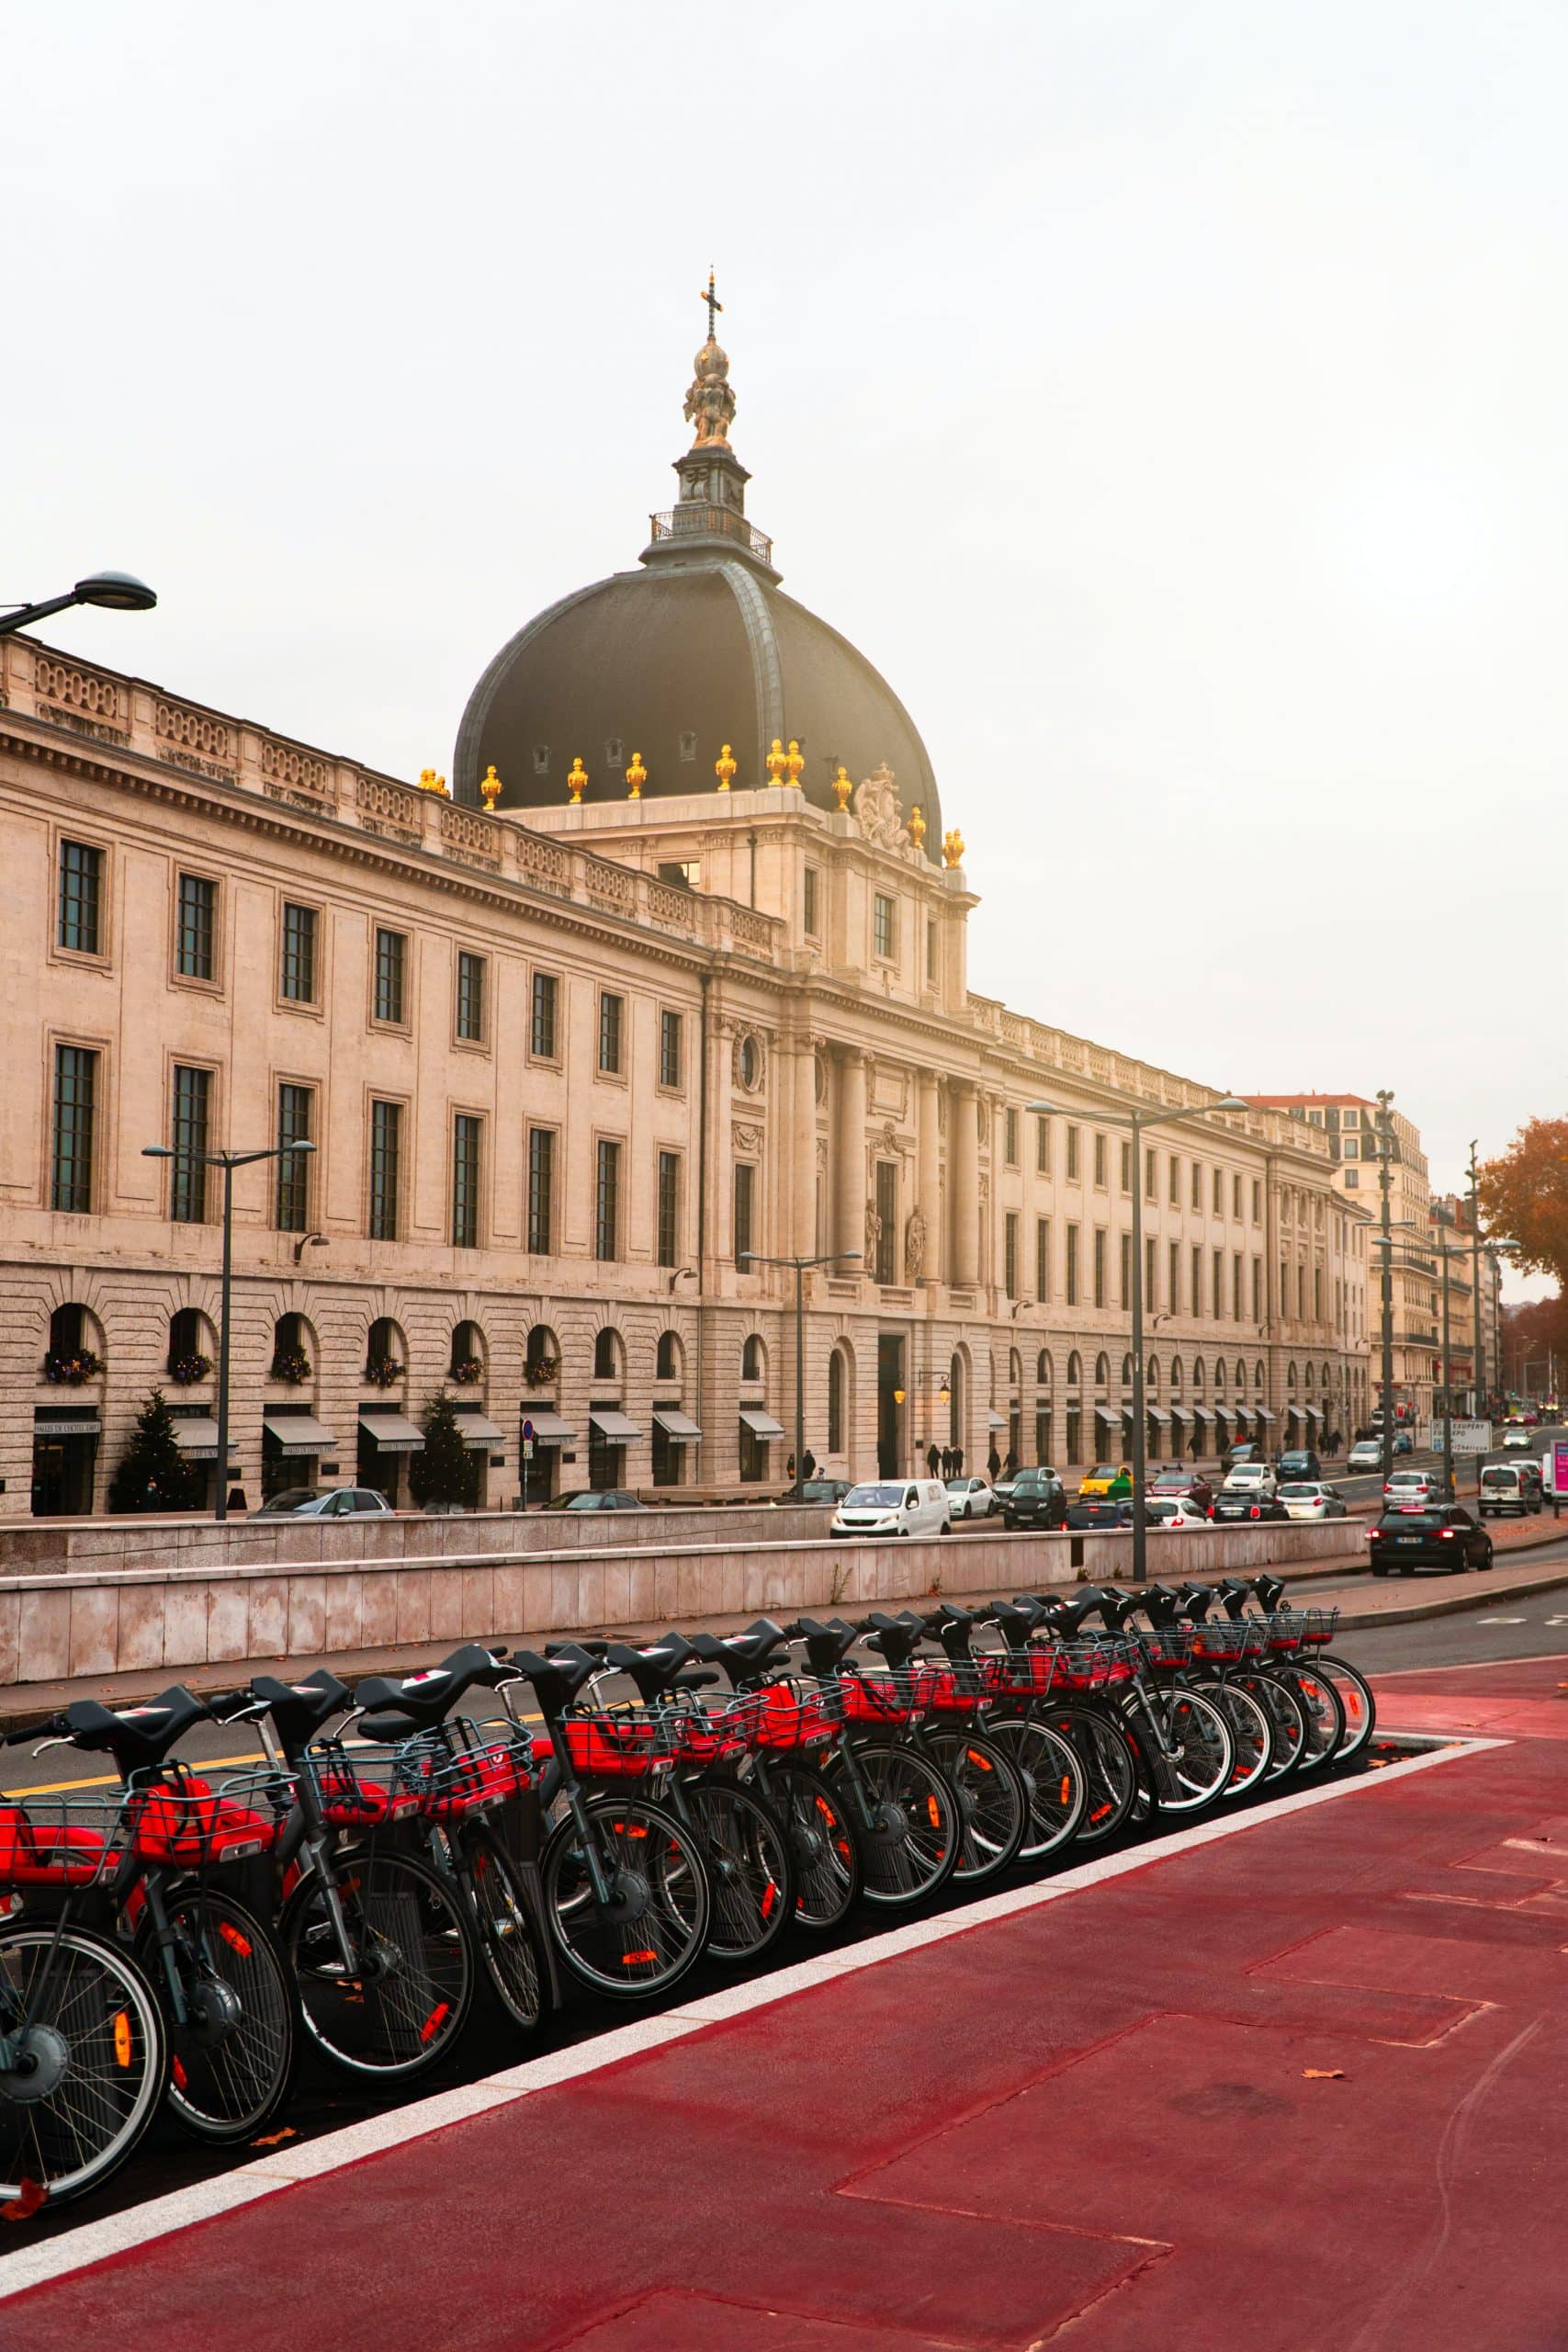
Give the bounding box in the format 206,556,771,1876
450,1355,484,1387
44,1349,103,1385
269,1347,312,1385
169,1352,213,1385
366,1353,402,1389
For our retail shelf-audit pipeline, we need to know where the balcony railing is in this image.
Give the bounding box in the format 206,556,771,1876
649,506,773,565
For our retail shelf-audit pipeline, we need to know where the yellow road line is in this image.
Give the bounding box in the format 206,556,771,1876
6,1749,265,1799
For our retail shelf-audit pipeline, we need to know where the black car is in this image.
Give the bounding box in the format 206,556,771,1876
799,1478,852,1506
1064,1498,1164,1531
1004,1469,1067,1531
1276,1449,1322,1482
1213,1489,1290,1524
1368,1504,1495,1576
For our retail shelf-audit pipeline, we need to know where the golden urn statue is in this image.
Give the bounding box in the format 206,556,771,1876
479,764,502,813
626,752,648,799
942,827,965,869
765,738,788,787
418,766,449,797
715,743,738,792
567,756,589,806
908,803,927,850
832,764,853,812
785,739,805,789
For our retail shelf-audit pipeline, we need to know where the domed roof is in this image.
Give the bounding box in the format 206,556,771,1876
453,311,942,855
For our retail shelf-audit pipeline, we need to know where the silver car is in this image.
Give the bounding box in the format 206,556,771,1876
256,1485,393,1518
944,1476,997,1521
1279,1481,1348,1522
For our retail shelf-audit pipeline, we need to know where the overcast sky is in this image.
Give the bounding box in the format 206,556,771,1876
8,2,1562,1289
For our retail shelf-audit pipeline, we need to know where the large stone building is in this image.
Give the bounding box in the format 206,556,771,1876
0,324,1369,1521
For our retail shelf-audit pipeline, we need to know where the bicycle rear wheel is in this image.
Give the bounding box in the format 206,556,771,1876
1029,1702,1140,1846
769,1761,863,1930
0,1922,165,2209
543,1796,710,1998
686,1781,795,1964
463,1828,548,2033
1284,1665,1347,1773
282,1846,474,2079
1243,1670,1308,1781
925,1726,1030,1883
839,1739,958,1908
1313,1652,1376,1762
1132,1687,1235,1815
145,1886,296,2146
1204,1679,1273,1802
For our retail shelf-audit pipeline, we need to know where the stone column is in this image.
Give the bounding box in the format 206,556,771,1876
793,1040,818,1261
916,1070,942,1288
836,1047,867,1270
951,1080,980,1288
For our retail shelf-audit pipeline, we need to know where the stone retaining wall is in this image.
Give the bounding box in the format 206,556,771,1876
0,1521,1363,1686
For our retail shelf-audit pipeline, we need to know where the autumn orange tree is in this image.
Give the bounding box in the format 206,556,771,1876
1478,1117,1568,1287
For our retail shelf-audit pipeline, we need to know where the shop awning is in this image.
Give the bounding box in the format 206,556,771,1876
1095,1403,1118,1425
357,1410,425,1453
1253,1405,1277,1423
987,1411,1008,1430
262,1414,338,1457
653,1408,703,1441
589,1408,643,1442
739,1408,785,1438
172,1418,237,1457
1304,1404,1324,1422
1190,1404,1215,1425
32,1410,101,1438
454,1414,505,1451
1147,1406,1172,1425
1224,1403,1247,1422
521,1410,577,1446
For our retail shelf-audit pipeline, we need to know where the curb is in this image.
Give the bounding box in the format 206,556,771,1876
1331,1563,1568,1634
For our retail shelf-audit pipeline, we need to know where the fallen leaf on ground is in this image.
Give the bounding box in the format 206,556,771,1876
2,2178,47,2222
1303,2068,1345,2080
250,2126,299,2148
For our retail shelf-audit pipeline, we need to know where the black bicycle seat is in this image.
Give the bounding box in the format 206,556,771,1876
510,1645,602,1717
860,1615,921,1671
687,1620,792,1688
250,1669,352,1755
604,1634,699,1705
355,1645,514,1735
1175,1582,1218,1622
790,1617,861,1679
1251,1574,1286,1611
62,1685,209,1772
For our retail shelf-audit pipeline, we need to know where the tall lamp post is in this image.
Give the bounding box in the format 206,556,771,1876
738,1250,861,1498
1466,1141,1485,1416
1025,1094,1248,1585
142,1139,316,1521
0,571,157,639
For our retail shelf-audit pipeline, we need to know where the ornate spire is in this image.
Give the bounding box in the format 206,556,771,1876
683,267,736,450
643,275,778,582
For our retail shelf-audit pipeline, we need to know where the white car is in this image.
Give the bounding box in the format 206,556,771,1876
1384,1468,1437,1507
944,1476,997,1521
1347,1440,1382,1472
830,1479,952,1539
1222,1462,1278,1499
1279,1481,1348,1522
1501,1426,1532,1451
1147,1496,1208,1531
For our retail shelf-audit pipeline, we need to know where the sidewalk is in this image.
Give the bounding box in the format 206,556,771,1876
3,1657,1566,2346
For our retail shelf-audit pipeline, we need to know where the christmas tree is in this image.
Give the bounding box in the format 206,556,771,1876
409,1392,477,1509
107,1388,206,1514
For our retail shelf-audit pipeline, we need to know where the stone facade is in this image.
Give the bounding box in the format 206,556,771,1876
0,629,1366,1521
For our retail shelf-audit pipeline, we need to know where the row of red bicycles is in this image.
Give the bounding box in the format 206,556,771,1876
0,1571,1374,2211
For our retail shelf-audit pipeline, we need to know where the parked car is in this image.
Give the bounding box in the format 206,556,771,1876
1003,1468,1067,1531
1393,1430,1415,1454
1066,1497,1140,1530
1276,1449,1323,1483
1223,1442,1265,1472
1501,1426,1534,1452
1213,1488,1290,1523
547,1489,648,1513
1150,1466,1214,1513
1078,1464,1132,1498
799,1478,852,1506
1383,1468,1437,1508
945,1476,998,1521
1347,1440,1383,1472
1222,1462,1278,1499
830,1479,952,1539
1478,1462,1543,1518
1367,1503,1494,1575
257,1486,393,1518
1147,1496,1209,1531
1279,1481,1348,1522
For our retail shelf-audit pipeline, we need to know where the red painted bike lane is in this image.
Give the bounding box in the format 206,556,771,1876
4,1662,1567,2351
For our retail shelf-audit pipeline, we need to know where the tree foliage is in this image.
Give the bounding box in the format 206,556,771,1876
1478,1117,1568,1288
408,1392,477,1509
107,1387,206,1515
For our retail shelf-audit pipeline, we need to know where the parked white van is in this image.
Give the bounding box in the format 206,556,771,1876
830,1479,953,1539
1478,1462,1543,1519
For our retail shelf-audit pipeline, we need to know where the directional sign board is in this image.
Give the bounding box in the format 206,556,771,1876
1450,1420,1492,1454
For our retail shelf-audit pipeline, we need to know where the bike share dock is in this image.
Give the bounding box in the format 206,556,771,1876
2,1651,1564,2349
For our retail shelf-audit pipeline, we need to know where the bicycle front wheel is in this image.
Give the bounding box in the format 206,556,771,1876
928,1724,1043,1880
686,1781,796,1965
1134,1687,1235,1815
770,1760,863,1931
840,1739,958,1908
543,1796,710,1998
981,1713,1091,1862
282,1847,474,2079
1205,1679,1273,1802
0,1922,165,2209
1284,1666,1347,1773
145,1885,296,2145
463,1827,548,2034
1314,1652,1377,1762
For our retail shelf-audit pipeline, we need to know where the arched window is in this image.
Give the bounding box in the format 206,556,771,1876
1066,1351,1082,1387
1147,1356,1160,1390
1036,1348,1052,1385
1093,1351,1109,1388
828,1348,846,1453
167,1307,213,1382
1234,1358,1246,1389
450,1319,485,1383
269,1313,314,1385
1121,1352,1134,1386
741,1334,764,1383
1255,1359,1266,1389
1009,1348,1022,1391
655,1330,681,1384
364,1317,404,1388
1192,1356,1205,1389
592,1328,621,1383
1303,1360,1315,1388
1170,1354,1184,1391
1287,1361,1298,1391
525,1325,560,1386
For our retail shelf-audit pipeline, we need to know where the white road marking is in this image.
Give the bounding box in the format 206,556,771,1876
0,1733,1501,2306
1475,1617,1527,1624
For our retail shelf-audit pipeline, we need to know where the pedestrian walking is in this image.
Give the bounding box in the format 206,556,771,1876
801,1448,817,1482
940,1444,953,1480
952,1446,964,1477
926,1442,941,1479
987,1444,1001,1481
1003,1447,1019,1479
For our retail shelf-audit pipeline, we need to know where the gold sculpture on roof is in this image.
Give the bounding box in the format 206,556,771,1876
715,743,737,792
683,268,736,449
908,804,927,850
626,752,648,799
419,766,450,796
942,827,965,869
567,756,588,805
479,764,502,813
831,764,853,811
765,738,788,787
785,740,805,790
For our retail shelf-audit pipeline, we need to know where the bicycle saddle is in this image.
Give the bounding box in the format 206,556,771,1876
1137,1584,1185,1630
510,1645,603,1718
604,1634,718,1706
858,1612,922,1672
62,1685,209,1771
354,1645,516,1741
919,1601,976,1661
989,1599,1041,1651
1075,1587,1137,1633
686,1620,792,1688
1175,1581,1218,1623
1035,1590,1108,1638
249,1669,353,1755
789,1617,862,1679
1251,1574,1286,1612
1215,1577,1254,1621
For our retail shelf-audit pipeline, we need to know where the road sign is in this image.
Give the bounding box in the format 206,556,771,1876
522,1441,535,1461
1450,1421,1492,1454
522,1419,535,1442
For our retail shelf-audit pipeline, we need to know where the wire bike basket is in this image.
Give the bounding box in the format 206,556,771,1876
0,1788,131,1890
837,1667,931,1727
305,1736,426,1827
128,1764,292,1867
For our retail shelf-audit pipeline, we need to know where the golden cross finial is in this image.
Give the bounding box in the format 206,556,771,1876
626,752,648,799
700,266,723,340
715,743,737,792
765,737,788,786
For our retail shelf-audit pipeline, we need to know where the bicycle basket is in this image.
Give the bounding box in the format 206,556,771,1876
1134,1623,1196,1671
560,1704,675,1779
733,1679,841,1752
1191,1619,1250,1663
406,1728,536,1819
0,1790,127,1888
1055,1638,1123,1690
1263,1612,1303,1655
978,1645,1058,1701
914,1658,989,1713
1290,1608,1339,1646
129,1765,291,1866
839,1667,926,1725
306,1737,424,1827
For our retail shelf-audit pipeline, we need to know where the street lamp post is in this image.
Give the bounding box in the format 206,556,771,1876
0,571,157,639
1026,1094,1247,1583
737,1250,861,1498
142,1140,316,1521
1371,1092,1402,1485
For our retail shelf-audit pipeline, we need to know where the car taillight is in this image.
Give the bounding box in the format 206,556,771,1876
1250,1505,1261,1520
1367,1528,1381,1540
1439,1529,1456,1540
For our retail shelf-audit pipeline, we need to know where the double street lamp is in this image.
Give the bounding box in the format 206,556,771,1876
1025,1094,1248,1584
0,571,157,639
142,1140,316,1521
738,1250,861,1499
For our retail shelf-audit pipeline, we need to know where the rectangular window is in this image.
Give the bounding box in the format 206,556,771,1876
598,991,624,1075
1169,1155,1180,1205
170,1066,211,1225
373,927,405,1024
526,1127,554,1254
1233,1171,1243,1221
456,951,485,1042
1066,1125,1080,1182
1035,1115,1051,1175
1005,1211,1020,1299
275,1083,312,1231
657,1150,680,1268
660,1008,682,1090
1121,1139,1133,1194
1169,1240,1180,1310
874,1161,897,1283
1314,1265,1324,1320
1093,1132,1107,1189
280,902,318,1003
1005,1107,1019,1167
368,1100,401,1240
1234,1252,1244,1319
734,1161,755,1267
1191,1159,1202,1210
1216,1250,1226,1317
531,971,558,1058
451,1114,481,1248
1035,1216,1050,1302
51,1045,96,1212
595,1138,621,1261
873,893,896,960
1122,1231,1133,1306
1252,1179,1262,1223
1298,1263,1306,1318
175,873,216,980
1066,1223,1079,1306
1145,1234,1157,1308
1145,1147,1156,1201
1213,1167,1223,1216
58,840,103,955
803,865,819,936
1192,1243,1203,1314
1092,1227,1106,1309
926,916,937,984
1252,1257,1262,1321
1342,1136,1359,1159
1280,1258,1290,1317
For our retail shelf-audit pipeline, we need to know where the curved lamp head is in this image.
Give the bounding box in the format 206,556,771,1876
74,571,157,613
